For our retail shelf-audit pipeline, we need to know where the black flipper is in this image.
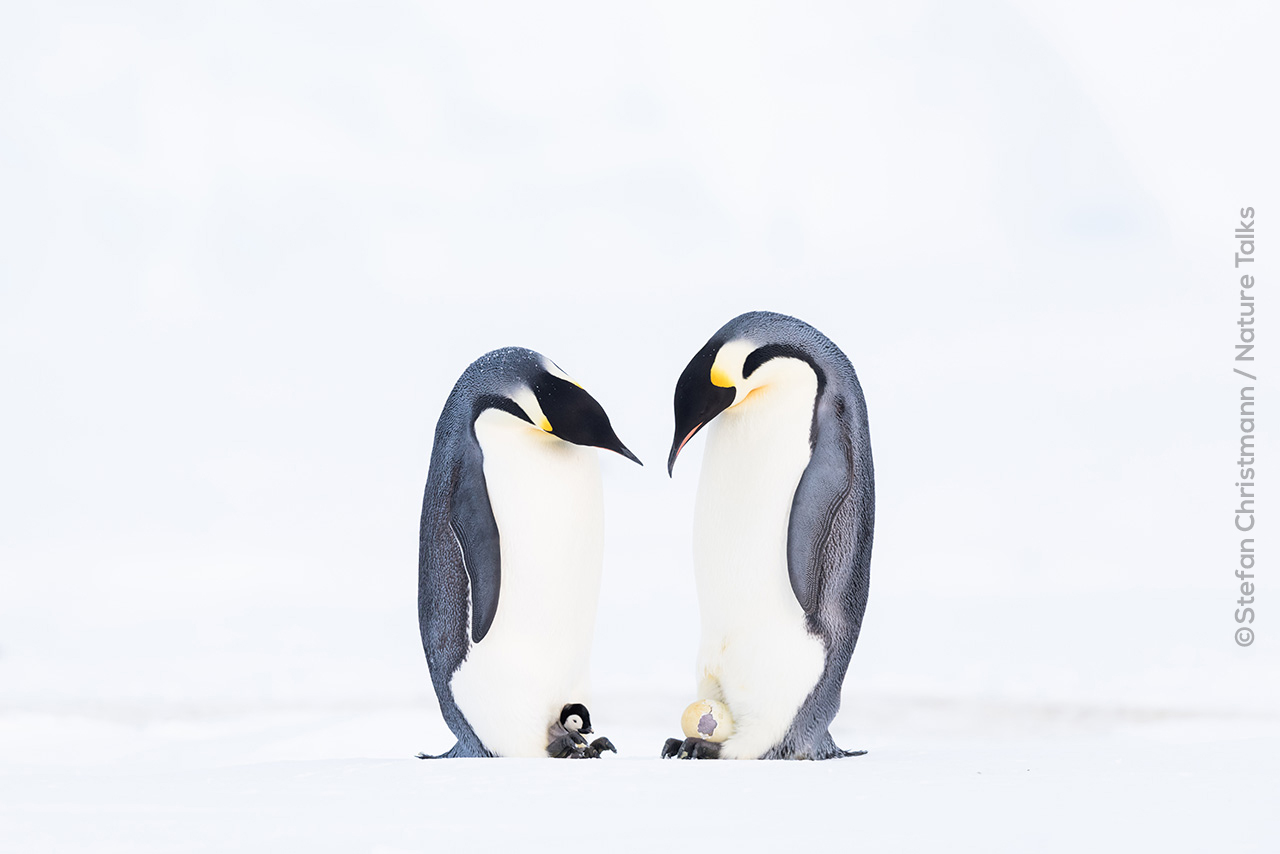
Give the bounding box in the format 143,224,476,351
786,394,855,614
449,448,502,643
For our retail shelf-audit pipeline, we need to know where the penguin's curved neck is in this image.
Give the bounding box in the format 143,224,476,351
733,356,820,415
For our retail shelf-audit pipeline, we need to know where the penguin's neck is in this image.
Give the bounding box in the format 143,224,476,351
693,358,818,620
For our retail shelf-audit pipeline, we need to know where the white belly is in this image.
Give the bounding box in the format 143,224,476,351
692,368,826,759
449,409,604,757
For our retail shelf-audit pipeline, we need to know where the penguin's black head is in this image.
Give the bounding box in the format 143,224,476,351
668,339,737,475
530,370,641,465
668,313,828,476
476,350,642,466
560,702,592,734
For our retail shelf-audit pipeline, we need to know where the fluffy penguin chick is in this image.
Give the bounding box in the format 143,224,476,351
663,312,874,761
546,703,617,758
416,348,640,759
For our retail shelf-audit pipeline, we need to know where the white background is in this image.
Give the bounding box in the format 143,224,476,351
2,2,1277,851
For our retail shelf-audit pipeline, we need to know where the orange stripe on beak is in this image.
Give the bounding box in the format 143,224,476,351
677,422,704,458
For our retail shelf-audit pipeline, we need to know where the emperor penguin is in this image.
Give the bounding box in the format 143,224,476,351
663,311,873,760
417,347,641,758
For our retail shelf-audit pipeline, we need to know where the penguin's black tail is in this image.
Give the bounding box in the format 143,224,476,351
415,740,495,759
416,743,461,759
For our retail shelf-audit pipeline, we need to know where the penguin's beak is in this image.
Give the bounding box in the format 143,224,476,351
532,374,643,466
608,440,643,466
590,422,642,466
666,421,704,476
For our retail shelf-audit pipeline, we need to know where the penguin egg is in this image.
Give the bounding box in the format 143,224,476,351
681,699,735,743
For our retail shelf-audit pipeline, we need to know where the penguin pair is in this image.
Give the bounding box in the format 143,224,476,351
417,311,874,761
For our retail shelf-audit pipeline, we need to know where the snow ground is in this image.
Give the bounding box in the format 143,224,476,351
3,692,1277,853
3,588,1277,852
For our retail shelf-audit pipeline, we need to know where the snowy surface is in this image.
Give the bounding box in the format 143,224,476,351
3,691,1279,852
2,1,1278,851
3,585,1277,851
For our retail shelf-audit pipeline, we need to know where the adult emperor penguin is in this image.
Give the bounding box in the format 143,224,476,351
417,347,641,758
663,311,874,760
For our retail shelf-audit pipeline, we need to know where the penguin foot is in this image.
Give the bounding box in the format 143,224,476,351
585,737,617,758
661,737,721,759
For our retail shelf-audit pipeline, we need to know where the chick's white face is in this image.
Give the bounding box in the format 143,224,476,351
563,714,584,733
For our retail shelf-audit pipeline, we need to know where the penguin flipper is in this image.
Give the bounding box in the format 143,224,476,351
448,449,502,644
786,395,856,615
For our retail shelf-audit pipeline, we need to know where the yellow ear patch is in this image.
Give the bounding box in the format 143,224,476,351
710,364,735,388
512,387,555,434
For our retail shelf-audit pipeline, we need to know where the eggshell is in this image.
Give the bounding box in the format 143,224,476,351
680,699,735,743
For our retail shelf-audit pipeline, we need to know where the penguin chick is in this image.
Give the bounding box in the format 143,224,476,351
547,703,617,759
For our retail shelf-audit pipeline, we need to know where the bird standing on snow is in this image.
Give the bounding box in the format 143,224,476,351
416,348,640,758
663,312,874,760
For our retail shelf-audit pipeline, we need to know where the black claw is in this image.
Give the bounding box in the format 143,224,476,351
589,737,617,757
663,736,721,760
678,737,721,760
415,752,430,760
